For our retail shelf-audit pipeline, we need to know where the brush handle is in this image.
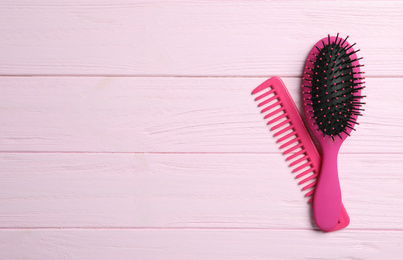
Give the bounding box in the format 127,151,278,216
313,147,342,232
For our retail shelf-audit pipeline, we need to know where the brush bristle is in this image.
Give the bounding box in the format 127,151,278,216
303,34,365,139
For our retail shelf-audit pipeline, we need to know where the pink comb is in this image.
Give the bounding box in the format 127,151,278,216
252,76,349,231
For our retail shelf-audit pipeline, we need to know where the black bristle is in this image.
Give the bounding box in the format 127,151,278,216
341,35,349,46
306,35,365,137
334,33,339,44
345,43,357,52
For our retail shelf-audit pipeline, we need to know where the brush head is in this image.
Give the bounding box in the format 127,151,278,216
303,34,365,142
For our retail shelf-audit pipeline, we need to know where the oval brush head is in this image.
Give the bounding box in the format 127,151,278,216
302,34,365,231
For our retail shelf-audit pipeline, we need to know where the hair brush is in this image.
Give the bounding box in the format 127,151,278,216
302,34,365,231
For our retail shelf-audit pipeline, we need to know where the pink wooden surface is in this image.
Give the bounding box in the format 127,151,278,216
1,1,403,259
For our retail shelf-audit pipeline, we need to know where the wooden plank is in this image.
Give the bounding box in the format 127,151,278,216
0,153,402,229
1,229,403,259
0,1,402,76
0,76,400,153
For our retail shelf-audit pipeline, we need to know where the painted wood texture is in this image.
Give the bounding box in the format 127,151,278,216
0,77,401,153
1,0,403,259
0,1,402,76
1,153,402,230
1,229,403,260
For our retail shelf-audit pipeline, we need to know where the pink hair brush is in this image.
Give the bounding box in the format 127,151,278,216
302,34,365,231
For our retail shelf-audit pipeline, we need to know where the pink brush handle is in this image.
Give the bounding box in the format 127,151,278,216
313,146,342,231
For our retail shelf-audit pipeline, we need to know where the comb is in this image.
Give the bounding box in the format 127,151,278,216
251,77,349,231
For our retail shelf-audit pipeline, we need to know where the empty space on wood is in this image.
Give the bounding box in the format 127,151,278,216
0,1,402,76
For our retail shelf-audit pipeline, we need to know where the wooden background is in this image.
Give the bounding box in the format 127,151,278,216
1,1,403,259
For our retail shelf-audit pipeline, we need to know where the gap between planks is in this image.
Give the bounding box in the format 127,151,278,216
2,227,403,232
0,75,402,78
0,151,402,155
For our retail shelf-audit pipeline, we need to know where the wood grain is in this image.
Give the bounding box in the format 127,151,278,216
1,153,402,230
0,1,402,76
1,229,403,260
0,77,400,153
1,0,403,258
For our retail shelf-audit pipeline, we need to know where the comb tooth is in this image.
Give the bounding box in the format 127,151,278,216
302,181,317,191
273,125,293,137
264,107,285,119
289,155,309,167
280,137,299,149
295,168,315,179
271,119,291,131
252,83,271,95
258,95,278,107
277,131,297,143
305,190,315,197
254,89,275,101
261,101,282,113
268,113,288,125
292,161,313,173
283,143,302,155
298,173,318,185
286,149,305,161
